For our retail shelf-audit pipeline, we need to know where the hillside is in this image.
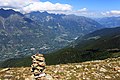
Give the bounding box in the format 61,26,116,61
73,27,120,50
1,27,120,67
44,27,120,65
0,9,103,61
0,57,120,80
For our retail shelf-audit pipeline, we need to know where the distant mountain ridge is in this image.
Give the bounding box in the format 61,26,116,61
95,16,120,27
0,9,103,61
0,8,24,18
26,11,103,36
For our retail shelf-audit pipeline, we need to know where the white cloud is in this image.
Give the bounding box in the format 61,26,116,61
75,8,88,15
0,0,72,13
72,8,96,17
77,8,87,12
101,10,120,16
0,0,31,8
47,8,89,16
23,1,72,13
110,10,120,15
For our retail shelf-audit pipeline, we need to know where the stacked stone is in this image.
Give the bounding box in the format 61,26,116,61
31,53,46,79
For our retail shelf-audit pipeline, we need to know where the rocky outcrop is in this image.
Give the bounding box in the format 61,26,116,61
0,68,10,72
31,53,46,80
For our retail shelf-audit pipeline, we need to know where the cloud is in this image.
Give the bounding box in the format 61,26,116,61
101,10,120,16
75,8,88,15
111,10,120,15
77,8,87,12
72,8,96,17
23,1,72,13
0,0,72,13
0,0,31,9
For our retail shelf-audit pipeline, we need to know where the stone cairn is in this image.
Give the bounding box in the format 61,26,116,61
31,53,46,80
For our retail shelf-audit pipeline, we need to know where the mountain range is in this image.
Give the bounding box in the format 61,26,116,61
1,27,120,67
95,16,120,28
0,9,103,61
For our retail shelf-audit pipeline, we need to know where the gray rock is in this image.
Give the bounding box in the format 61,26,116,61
0,68,10,72
100,68,107,72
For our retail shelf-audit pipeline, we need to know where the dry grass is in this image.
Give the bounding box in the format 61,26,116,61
0,57,120,80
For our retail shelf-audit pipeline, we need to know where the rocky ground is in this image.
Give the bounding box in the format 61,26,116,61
0,57,120,80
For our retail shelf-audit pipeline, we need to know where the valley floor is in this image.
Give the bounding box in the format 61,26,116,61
0,57,120,80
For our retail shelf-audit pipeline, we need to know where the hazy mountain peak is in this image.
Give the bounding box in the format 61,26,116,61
0,8,24,18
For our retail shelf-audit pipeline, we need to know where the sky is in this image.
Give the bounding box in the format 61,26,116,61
0,0,120,17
